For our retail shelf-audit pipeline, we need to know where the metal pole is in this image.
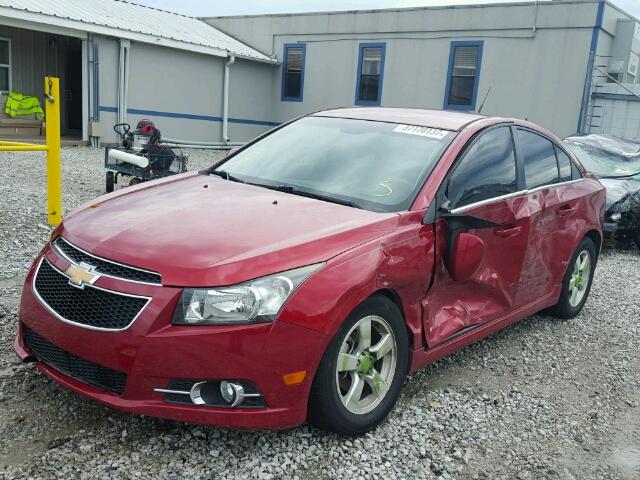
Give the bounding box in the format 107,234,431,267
45,77,62,226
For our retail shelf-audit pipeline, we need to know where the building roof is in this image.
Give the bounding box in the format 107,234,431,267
0,0,274,62
314,107,486,131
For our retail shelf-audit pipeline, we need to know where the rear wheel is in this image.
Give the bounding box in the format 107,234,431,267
106,171,114,193
308,295,408,435
129,177,143,187
547,237,597,319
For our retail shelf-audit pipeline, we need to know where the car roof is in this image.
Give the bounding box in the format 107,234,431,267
312,107,487,131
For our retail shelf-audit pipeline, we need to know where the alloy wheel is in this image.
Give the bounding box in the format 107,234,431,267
335,315,397,415
568,250,591,307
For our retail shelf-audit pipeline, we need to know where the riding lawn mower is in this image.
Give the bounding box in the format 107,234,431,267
105,119,188,193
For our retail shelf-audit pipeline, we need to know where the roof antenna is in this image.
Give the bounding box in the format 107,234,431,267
478,86,492,114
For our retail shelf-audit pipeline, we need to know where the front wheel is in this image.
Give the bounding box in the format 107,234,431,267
308,295,408,435
547,237,597,319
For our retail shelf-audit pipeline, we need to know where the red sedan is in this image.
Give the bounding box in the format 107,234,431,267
15,108,605,435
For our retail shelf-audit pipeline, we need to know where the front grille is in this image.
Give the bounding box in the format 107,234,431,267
34,259,149,330
53,237,162,284
24,327,127,394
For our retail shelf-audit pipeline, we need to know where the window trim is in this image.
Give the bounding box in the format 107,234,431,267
355,42,386,106
443,40,484,111
281,43,306,102
0,37,11,94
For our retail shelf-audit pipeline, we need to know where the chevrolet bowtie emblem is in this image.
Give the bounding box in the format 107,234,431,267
64,262,100,289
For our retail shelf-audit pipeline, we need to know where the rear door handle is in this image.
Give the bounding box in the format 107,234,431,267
495,226,522,238
557,204,576,216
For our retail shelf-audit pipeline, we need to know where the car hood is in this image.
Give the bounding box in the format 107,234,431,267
598,175,640,211
58,174,398,286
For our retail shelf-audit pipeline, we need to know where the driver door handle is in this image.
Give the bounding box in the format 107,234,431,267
557,204,576,217
494,226,522,238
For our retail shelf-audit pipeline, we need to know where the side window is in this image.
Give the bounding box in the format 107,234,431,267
518,130,559,189
281,44,306,102
446,127,517,209
554,145,572,182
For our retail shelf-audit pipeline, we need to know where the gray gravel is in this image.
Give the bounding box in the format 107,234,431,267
0,146,639,480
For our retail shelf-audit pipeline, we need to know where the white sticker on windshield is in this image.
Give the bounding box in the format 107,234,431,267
393,124,449,139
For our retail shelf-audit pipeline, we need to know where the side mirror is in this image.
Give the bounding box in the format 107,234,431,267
441,212,499,280
450,232,486,281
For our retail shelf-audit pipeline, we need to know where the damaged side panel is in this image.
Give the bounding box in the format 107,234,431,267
423,194,531,347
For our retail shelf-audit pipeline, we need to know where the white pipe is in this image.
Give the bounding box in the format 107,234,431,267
122,40,130,125
118,39,131,125
108,149,149,168
118,41,125,124
222,54,236,144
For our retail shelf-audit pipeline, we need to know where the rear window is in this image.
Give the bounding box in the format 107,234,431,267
518,129,559,189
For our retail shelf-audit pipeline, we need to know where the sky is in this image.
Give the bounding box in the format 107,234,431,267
134,0,640,18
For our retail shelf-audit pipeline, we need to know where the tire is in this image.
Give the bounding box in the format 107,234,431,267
634,229,640,251
106,171,114,193
547,237,597,319
308,294,409,435
129,177,143,187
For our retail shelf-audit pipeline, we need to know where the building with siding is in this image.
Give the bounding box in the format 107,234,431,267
205,0,640,140
1,0,639,145
0,0,277,144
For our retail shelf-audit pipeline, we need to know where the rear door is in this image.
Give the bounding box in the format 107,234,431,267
516,127,580,303
423,125,531,346
514,129,586,303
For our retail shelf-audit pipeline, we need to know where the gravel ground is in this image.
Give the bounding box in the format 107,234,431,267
0,146,639,480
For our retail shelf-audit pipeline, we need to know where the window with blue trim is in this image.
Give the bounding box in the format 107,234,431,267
281,43,306,102
355,43,386,106
444,41,483,110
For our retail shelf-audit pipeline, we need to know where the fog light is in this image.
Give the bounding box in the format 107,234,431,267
220,381,245,407
610,212,622,222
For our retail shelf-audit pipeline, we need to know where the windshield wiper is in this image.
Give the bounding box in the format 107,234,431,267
266,184,361,209
598,172,640,179
210,170,245,183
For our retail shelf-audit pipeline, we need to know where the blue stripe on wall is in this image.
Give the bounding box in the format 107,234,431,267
98,106,280,127
577,0,605,134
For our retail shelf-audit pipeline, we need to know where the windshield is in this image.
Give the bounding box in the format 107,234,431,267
212,116,456,212
565,140,640,178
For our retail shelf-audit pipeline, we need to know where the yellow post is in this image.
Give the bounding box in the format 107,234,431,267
45,77,61,226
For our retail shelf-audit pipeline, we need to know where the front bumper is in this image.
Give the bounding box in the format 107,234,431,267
15,246,330,430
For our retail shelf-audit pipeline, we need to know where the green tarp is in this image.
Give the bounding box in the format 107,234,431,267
3,91,44,120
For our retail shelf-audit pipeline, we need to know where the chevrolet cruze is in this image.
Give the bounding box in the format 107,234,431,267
15,108,605,435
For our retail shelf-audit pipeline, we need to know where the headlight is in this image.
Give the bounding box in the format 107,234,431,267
172,263,324,325
609,212,622,222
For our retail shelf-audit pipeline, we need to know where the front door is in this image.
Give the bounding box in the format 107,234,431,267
423,125,530,346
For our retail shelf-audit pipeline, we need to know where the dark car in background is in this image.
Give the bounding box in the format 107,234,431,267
565,134,640,248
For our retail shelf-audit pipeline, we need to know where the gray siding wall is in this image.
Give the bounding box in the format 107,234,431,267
99,40,276,144
206,0,609,138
